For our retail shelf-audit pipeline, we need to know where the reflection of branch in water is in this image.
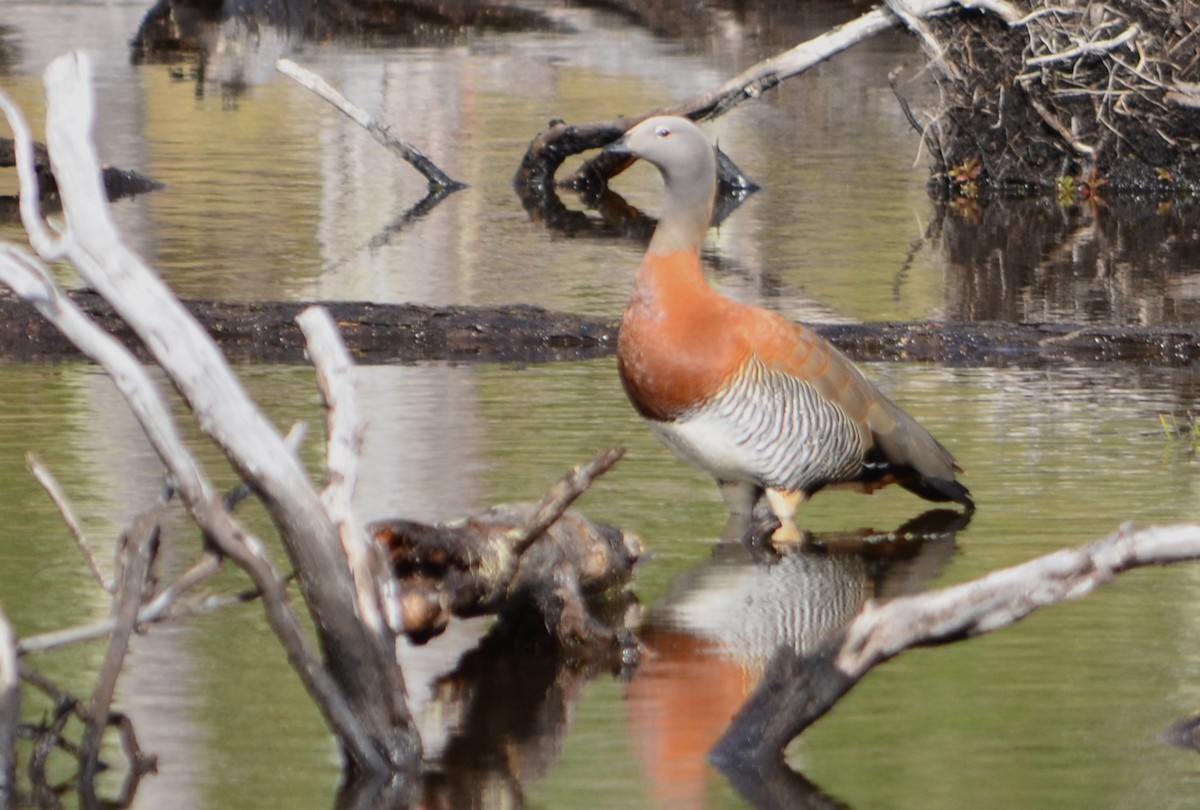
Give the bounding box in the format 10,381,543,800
626,510,965,808
320,184,460,278
415,613,632,808
514,163,756,245
711,522,1200,771
718,757,848,810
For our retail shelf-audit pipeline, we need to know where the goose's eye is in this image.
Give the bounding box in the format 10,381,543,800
655,125,671,138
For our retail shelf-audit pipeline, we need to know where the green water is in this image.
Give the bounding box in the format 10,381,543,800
2,0,1200,807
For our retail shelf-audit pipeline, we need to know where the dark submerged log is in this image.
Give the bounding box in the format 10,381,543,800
0,137,162,202
3,290,1200,367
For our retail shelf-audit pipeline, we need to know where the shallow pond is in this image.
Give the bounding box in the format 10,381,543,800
2,1,1200,808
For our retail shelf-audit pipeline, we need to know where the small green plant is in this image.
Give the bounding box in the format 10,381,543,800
1056,175,1077,205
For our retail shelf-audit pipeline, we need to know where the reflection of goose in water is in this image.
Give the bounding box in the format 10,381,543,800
626,510,969,809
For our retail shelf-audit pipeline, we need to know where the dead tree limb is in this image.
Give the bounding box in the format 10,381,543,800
17,426,308,657
0,52,420,778
710,522,1200,768
515,0,1021,191
276,58,466,192
0,243,390,774
297,306,406,639
79,503,161,788
510,445,626,555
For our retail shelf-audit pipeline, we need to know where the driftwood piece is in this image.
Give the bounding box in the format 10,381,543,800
514,0,1021,191
276,59,466,192
0,291,1197,368
0,52,419,778
709,522,1200,768
371,447,639,648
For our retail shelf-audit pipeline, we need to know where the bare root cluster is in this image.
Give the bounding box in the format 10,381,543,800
923,0,1200,194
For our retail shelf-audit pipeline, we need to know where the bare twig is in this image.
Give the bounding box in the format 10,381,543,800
276,58,466,192
1025,24,1139,68
1023,93,1097,156
16,553,232,655
511,445,626,555
27,453,111,593
18,423,308,657
711,523,1200,766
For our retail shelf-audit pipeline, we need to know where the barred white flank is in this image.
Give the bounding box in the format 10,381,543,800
650,355,866,492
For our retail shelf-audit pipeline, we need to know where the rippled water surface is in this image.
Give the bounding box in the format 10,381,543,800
2,1,1200,808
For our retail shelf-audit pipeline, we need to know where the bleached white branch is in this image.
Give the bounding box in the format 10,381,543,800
276,58,466,191
0,52,419,774
713,523,1200,766
0,604,17,800
837,523,1200,671
297,306,403,636
0,242,385,760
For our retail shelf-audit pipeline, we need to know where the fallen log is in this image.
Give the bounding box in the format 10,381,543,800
1,291,1198,367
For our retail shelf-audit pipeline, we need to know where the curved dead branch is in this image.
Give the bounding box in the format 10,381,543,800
710,522,1200,768
514,0,1021,191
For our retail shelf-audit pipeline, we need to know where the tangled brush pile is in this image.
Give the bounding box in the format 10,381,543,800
921,0,1200,196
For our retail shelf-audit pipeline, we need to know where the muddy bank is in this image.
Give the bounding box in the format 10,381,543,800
2,291,1197,367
